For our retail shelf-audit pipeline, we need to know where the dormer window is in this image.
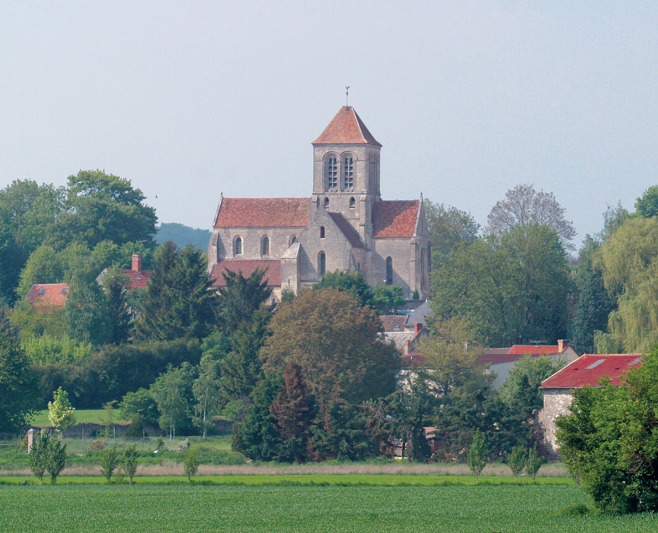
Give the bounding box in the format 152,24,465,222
325,157,338,191
343,156,354,191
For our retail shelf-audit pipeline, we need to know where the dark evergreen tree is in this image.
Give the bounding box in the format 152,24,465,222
135,241,178,340
217,268,272,335
102,269,132,345
137,242,216,341
65,256,111,346
269,361,316,463
219,308,271,403
0,318,38,432
231,371,284,461
570,268,615,354
409,399,432,462
308,386,388,461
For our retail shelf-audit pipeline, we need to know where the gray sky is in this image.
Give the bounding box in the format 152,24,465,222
2,1,657,249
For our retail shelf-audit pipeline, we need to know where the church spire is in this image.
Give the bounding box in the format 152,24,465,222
312,107,381,147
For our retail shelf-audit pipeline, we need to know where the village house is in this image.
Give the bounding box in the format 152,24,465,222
26,254,150,313
537,353,644,456
208,106,431,301
475,341,580,389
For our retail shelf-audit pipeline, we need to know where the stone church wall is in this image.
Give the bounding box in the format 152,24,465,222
210,226,304,263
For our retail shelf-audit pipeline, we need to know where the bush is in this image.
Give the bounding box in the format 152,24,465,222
550,503,591,517
88,439,105,452
556,347,658,513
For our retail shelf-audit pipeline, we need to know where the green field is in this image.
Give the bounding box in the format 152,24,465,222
1,485,657,532
30,409,128,427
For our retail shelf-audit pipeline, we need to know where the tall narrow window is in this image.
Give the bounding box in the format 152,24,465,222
349,197,356,208
325,157,338,191
318,252,326,276
320,226,325,238
290,235,297,245
343,156,354,191
386,257,393,285
262,236,270,256
324,197,329,208
234,237,242,256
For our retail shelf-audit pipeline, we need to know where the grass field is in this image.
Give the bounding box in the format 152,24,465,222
1,484,657,532
29,409,128,426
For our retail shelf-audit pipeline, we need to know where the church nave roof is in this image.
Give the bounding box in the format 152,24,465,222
214,198,309,228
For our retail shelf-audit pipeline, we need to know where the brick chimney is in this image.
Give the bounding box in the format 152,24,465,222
558,339,566,352
404,340,409,356
414,322,423,336
132,254,142,273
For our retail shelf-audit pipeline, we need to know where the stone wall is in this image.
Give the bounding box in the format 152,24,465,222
537,388,574,458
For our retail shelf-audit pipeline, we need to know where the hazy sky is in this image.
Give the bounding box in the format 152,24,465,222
2,1,657,249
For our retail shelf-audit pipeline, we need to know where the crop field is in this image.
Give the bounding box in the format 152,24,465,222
1,484,657,532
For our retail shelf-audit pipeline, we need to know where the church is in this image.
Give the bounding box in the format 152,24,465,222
208,106,430,300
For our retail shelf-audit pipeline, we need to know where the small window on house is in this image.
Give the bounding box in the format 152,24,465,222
349,197,355,208
386,257,393,285
262,236,270,256
320,226,325,239
323,197,329,208
135,276,142,282
38,288,46,296
343,156,354,191
60,288,67,294
325,156,338,191
318,252,326,276
234,237,242,256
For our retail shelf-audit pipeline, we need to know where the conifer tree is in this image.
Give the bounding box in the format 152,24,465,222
217,268,272,335
269,361,316,463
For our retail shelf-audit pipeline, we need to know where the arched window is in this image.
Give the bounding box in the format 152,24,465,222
343,156,354,191
320,226,325,239
325,156,338,191
234,237,242,256
261,236,270,256
349,197,355,208
318,252,326,276
385,257,393,285
290,235,297,245
323,197,329,208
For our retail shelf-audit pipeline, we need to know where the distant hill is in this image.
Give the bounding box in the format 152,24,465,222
156,223,212,251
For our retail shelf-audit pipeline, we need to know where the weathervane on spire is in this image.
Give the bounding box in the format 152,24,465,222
346,86,350,107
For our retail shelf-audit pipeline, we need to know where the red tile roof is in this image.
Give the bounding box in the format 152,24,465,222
372,201,420,238
381,315,407,332
473,348,515,366
401,348,426,367
210,259,282,287
26,284,69,311
508,345,566,355
214,198,309,228
327,212,365,248
312,106,382,146
120,269,152,290
540,354,644,389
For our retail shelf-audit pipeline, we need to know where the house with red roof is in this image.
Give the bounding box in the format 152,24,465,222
537,353,644,455
475,341,580,388
208,106,430,300
96,254,152,291
25,283,69,312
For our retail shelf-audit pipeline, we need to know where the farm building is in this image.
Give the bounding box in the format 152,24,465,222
537,353,644,456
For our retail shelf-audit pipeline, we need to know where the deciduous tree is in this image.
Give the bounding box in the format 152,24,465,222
261,289,399,404
486,183,576,251
424,199,479,263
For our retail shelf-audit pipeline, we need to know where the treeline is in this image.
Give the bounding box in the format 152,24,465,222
426,183,658,354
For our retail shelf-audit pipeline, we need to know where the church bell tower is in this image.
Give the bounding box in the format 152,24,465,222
311,106,382,243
